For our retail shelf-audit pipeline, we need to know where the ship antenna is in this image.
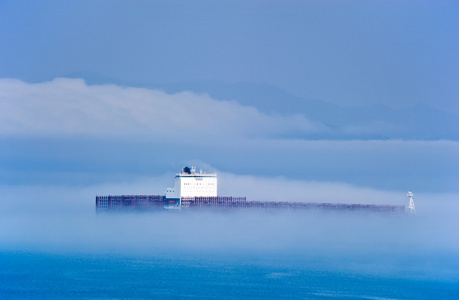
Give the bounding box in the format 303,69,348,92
407,190,415,214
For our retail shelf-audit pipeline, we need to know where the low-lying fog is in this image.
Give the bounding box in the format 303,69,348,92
1,173,458,280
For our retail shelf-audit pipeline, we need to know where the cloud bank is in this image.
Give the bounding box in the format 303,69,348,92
1,78,458,192
0,78,318,140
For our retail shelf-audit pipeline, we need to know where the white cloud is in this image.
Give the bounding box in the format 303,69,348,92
0,78,318,140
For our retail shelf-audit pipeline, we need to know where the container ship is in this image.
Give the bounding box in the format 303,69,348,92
95,166,408,213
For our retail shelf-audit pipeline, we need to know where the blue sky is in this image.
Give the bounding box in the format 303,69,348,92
1,0,459,110
0,1,458,196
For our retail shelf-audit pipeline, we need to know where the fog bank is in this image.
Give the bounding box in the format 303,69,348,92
1,174,458,258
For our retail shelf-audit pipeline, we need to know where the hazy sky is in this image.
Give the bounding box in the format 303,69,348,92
0,1,458,194
1,0,458,110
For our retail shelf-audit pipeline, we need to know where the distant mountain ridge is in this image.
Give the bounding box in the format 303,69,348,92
65,71,459,140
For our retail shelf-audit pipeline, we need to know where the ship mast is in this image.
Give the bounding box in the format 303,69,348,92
407,190,415,214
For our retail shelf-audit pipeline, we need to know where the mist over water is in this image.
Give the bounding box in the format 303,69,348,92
1,176,458,285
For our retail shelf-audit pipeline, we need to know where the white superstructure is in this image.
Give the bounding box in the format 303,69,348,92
165,167,217,209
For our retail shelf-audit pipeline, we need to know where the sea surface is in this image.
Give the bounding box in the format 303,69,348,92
1,250,458,299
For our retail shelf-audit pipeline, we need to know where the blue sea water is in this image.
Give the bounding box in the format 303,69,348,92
1,250,458,299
